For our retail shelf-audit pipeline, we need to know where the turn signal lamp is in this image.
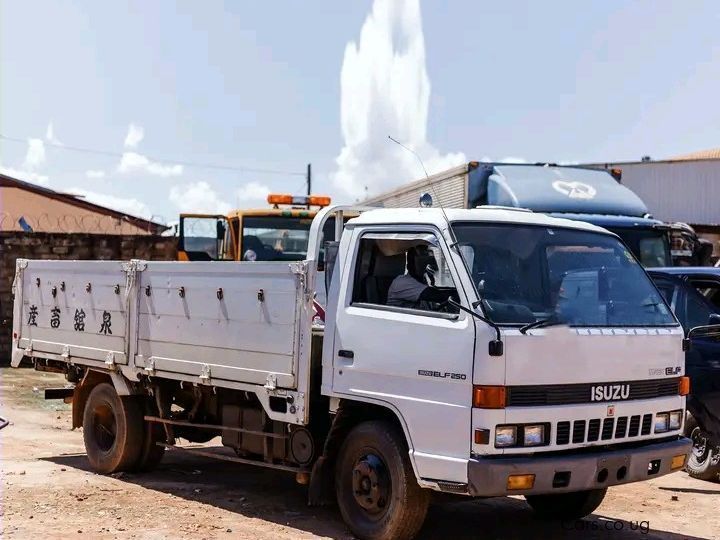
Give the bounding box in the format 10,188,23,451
472,385,506,409
678,376,690,396
671,454,687,470
507,474,535,491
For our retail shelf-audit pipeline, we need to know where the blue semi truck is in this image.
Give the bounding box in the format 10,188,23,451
365,161,707,267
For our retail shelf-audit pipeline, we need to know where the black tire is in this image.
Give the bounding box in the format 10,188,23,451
132,399,166,472
335,420,430,540
526,488,607,520
82,383,144,474
686,416,720,481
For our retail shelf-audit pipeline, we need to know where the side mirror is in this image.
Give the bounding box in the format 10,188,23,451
709,313,720,326
216,220,227,240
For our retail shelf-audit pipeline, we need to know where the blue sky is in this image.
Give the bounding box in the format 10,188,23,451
1,0,719,222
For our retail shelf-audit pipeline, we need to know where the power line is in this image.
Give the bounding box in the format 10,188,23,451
0,134,306,177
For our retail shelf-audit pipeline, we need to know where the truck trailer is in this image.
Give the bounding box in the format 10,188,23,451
12,205,692,539
364,162,677,268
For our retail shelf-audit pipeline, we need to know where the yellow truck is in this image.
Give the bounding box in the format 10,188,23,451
178,194,332,262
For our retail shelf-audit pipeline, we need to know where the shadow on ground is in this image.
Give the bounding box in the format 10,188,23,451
45,449,707,540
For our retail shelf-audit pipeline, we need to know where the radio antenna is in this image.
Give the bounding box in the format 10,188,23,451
387,135,454,241
387,135,503,355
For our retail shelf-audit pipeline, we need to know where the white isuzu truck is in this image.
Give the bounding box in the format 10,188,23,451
12,206,692,540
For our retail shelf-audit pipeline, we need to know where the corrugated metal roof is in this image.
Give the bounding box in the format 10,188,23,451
670,148,720,161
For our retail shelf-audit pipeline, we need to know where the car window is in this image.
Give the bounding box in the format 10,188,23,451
685,287,715,330
655,282,675,306
351,232,458,315
688,279,720,312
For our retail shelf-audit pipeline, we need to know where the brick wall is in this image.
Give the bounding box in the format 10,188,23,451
0,232,177,364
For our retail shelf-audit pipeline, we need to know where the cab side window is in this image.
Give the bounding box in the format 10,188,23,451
685,287,714,331
351,233,458,315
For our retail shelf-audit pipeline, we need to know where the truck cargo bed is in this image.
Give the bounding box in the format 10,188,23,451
12,259,309,391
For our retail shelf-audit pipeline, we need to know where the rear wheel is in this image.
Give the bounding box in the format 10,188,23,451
132,399,166,472
335,420,429,540
526,488,607,520
82,383,144,474
686,417,720,481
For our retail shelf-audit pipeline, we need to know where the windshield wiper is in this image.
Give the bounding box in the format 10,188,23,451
519,318,564,335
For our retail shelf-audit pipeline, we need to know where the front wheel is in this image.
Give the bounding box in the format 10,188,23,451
335,421,429,540
525,488,607,520
686,417,720,481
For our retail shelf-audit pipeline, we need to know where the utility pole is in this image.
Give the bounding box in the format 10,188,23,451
306,163,312,196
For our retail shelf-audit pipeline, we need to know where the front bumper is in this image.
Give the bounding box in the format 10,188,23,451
467,437,691,497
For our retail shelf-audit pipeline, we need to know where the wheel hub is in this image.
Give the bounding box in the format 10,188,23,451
352,453,390,515
93,403,117,452
691,427,710,461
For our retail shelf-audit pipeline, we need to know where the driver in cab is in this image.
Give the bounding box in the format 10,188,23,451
387,245,458,311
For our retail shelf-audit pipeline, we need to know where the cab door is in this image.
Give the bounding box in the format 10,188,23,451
178,214,229,261
329,226,476,482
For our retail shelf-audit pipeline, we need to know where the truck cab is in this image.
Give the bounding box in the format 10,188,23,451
467,163,673,267
178,194,333,262
322,207,690,507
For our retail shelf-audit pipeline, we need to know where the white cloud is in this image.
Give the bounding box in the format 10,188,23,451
169,181,233,214
497,156,528,164
0,164,49,186
85,169,107,179
118,151,183,177
332,0,465,201
66,187,152,219
45,122,62,145
235,181,270,207
124,123,144,148
23,138,46,170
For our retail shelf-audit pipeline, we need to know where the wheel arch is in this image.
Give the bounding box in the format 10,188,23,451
308,396,423,506
71,369,114,429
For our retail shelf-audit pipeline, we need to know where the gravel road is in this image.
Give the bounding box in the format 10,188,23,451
1,368,718,539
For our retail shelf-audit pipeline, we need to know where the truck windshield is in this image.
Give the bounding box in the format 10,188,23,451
606,227,671,268
242,216,314,261
241,216,338,262
452,223,676,327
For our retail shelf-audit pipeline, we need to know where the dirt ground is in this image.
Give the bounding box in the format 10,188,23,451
1,368,718,540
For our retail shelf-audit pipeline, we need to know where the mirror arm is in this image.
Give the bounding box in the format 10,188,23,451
448,299,503,357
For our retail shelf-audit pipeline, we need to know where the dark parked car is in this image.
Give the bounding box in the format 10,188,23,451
648,267,720,481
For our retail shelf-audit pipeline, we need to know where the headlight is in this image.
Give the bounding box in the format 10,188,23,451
668,410,683,431
495,426,517,447
654,413,669,433
523,425,546,446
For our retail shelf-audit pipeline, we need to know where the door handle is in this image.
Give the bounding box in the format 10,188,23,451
338,349,354,359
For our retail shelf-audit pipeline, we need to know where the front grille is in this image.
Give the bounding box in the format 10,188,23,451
641,414,653,435
507,378,679,407
615,416,628,438
556,413,656,446
572,420,586,443
601,418,614,440
628,415,641,437
557,421,570,445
